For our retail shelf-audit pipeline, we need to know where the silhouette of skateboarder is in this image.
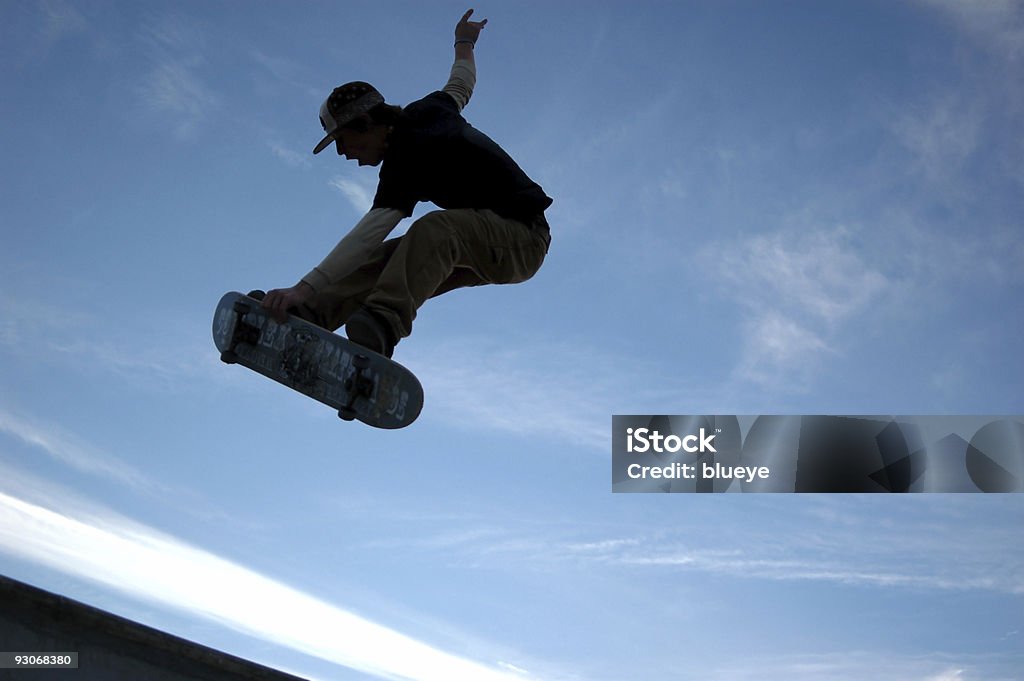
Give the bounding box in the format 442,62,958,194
260,9,553,359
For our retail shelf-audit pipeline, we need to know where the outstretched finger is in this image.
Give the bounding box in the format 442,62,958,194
460,9,474,24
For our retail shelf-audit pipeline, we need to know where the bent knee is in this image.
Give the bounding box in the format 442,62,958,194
406,210,459,243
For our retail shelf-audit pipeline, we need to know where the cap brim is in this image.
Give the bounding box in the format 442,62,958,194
313,133,335,155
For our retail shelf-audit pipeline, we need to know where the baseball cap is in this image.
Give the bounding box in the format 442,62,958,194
312,81,385,155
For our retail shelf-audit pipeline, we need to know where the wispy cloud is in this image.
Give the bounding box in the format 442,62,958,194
329,176,375,214
610,517,1024,595
139,62,220,139
361,498,1024,597
732,312,833,389
611,548,1018,593
269,141,310,168
919,0,1024,63
0,411,287,540
703,651,1018,681
249,48,321,99
0,291,90,348
0,291,217,393
134,13,220,139
38,0,87,44
888,93,983,187
717,227,890,328
898,2,1024,194
0,490,549,681
588,538,1018,594
703,226,889,390
0,407,155,492
405,335,692,450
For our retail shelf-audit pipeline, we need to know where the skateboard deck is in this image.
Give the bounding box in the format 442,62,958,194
213,291,423,429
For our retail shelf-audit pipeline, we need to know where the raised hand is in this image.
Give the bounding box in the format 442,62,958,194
455,8,487,44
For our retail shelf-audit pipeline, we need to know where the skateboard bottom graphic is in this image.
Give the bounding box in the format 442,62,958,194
212,291,423,429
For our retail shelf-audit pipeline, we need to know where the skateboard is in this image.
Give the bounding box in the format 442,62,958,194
212,291,423,429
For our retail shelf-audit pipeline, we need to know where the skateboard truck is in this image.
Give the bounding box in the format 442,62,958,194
220,299,261,365
279,330,319,387
338,354,374,421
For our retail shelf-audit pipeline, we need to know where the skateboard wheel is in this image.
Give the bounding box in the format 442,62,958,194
338,408,356,421
233,301,250,315
353,354,370,369
220,350,238,364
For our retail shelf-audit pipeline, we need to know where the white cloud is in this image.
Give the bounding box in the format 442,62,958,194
39,0,87,43
248,49,320,99
0,491,546,681
498,661,531,676
0,291,91,348
616,549,996,592
405,335,692,450
705,226,889,390
138,60,220,139
269,141,310,168
134,14,220,139
719,227,890,326
919,0,1024,62
900,2,1024,194
733,312,833,389
329,176,375,214
590,523,1024,596
249,48,302,84
704,652,1000,681
889,94,983,186
925,670,965,681
0,407,156,492
0,301,214,395
370,497,1024,597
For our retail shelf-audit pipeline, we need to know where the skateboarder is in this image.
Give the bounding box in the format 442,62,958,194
260,9,553,358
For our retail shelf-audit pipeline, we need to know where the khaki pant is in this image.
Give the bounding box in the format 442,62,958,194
304,208,550,343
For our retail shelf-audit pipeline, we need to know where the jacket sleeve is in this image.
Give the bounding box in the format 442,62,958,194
442,59,476,111
301,207,405,291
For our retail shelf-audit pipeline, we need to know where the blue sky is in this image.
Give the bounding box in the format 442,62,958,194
1,1,1022,679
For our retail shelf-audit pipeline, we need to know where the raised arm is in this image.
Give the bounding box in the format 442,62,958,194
261,208,404,322
454,9,487,64
445,9,487,111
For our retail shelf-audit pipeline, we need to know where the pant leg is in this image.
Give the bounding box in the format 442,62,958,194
303,237,402,331
363,208,548,341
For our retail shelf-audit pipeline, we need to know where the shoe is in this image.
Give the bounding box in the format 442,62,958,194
345,308,396,358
